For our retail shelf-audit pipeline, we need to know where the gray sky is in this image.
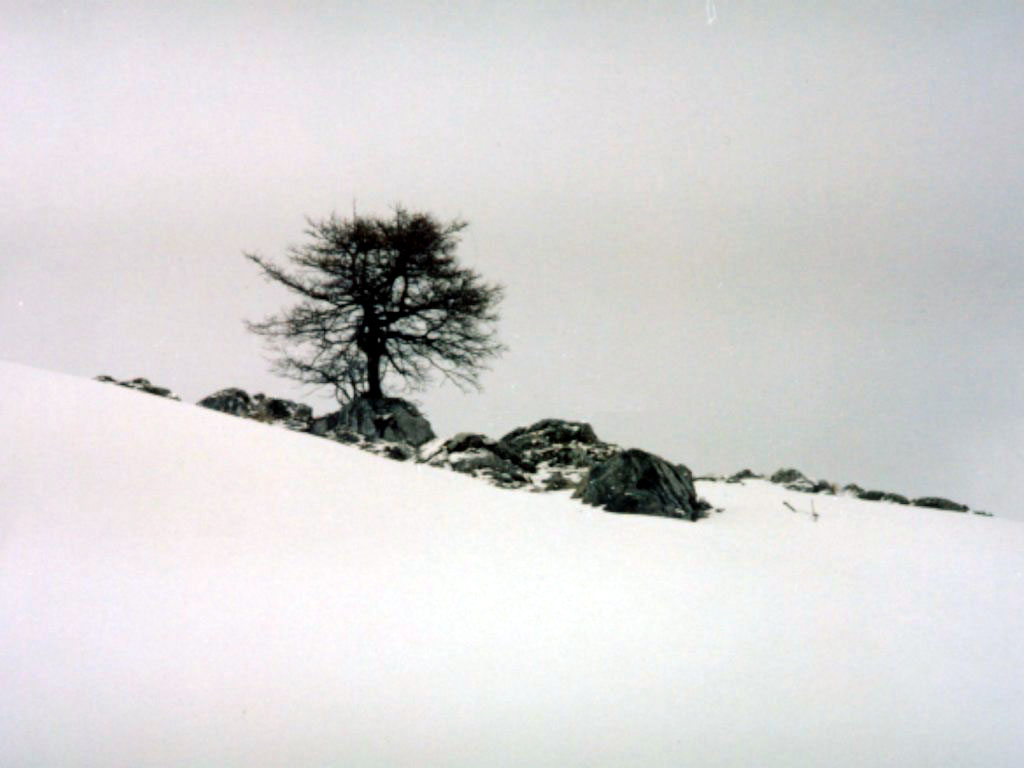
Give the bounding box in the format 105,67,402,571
3,1,1022,517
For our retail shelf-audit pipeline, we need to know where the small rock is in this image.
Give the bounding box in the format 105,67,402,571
96,375,181,401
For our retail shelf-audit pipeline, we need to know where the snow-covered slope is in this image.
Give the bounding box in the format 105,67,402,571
2,361,1022,767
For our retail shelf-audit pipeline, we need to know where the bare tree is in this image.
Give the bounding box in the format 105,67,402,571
246,207,505,402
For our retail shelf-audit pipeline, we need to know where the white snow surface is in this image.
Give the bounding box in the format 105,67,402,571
2,361,1023,767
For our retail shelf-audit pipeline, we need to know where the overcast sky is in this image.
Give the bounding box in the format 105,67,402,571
3,1,1022,518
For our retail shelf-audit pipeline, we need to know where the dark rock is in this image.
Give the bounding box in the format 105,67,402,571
842,483,864,496
913,496,969,513
312,424,415,461
973,510,994,517
540,471,576,491
574,448,707,521
772,468,831,494
381,443,415,462
881,493,910,505
324,428,363,445
729,468,762,481
788,479,835,494
498,419,619,472
771,468,809,485
423,432,532,488
445,433,534,471
420,418,626,493
311,396,434,447
857,489,910,505
251,394,312,426
198,388,253,417
96,375,180,401
198,388,314,431
502,419,599,447
812,479,836,494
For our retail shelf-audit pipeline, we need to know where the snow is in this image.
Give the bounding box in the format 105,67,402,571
1,361,1022,767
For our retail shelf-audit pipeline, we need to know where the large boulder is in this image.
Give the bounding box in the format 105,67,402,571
310,396,435,447
96,375,180,401
423,433,533,488
912,496,969,513
574,448,707,521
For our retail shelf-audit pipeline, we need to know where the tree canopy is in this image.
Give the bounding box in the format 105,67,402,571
246,208,505,402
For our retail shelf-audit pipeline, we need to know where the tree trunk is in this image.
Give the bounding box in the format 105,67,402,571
366,350,383,401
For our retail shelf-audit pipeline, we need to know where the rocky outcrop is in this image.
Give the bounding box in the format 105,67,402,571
96,375,180,401
197,388,313,431
421,418,621,492
311,396,434,447
423,433,534,488
195,389,427,460
912,496,969,513
574,449,708,520
497,419,619,484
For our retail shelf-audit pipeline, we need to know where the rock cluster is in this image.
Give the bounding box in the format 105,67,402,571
723,465,979,516
422,418,621,491
422,419,710,520
96,382,712,519
115,371,1002,523
96,375,180,401
422,432,534,488
195,388,426,462
198,388,313,431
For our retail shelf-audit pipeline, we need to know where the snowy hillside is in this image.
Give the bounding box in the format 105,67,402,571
1,361,1022,767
